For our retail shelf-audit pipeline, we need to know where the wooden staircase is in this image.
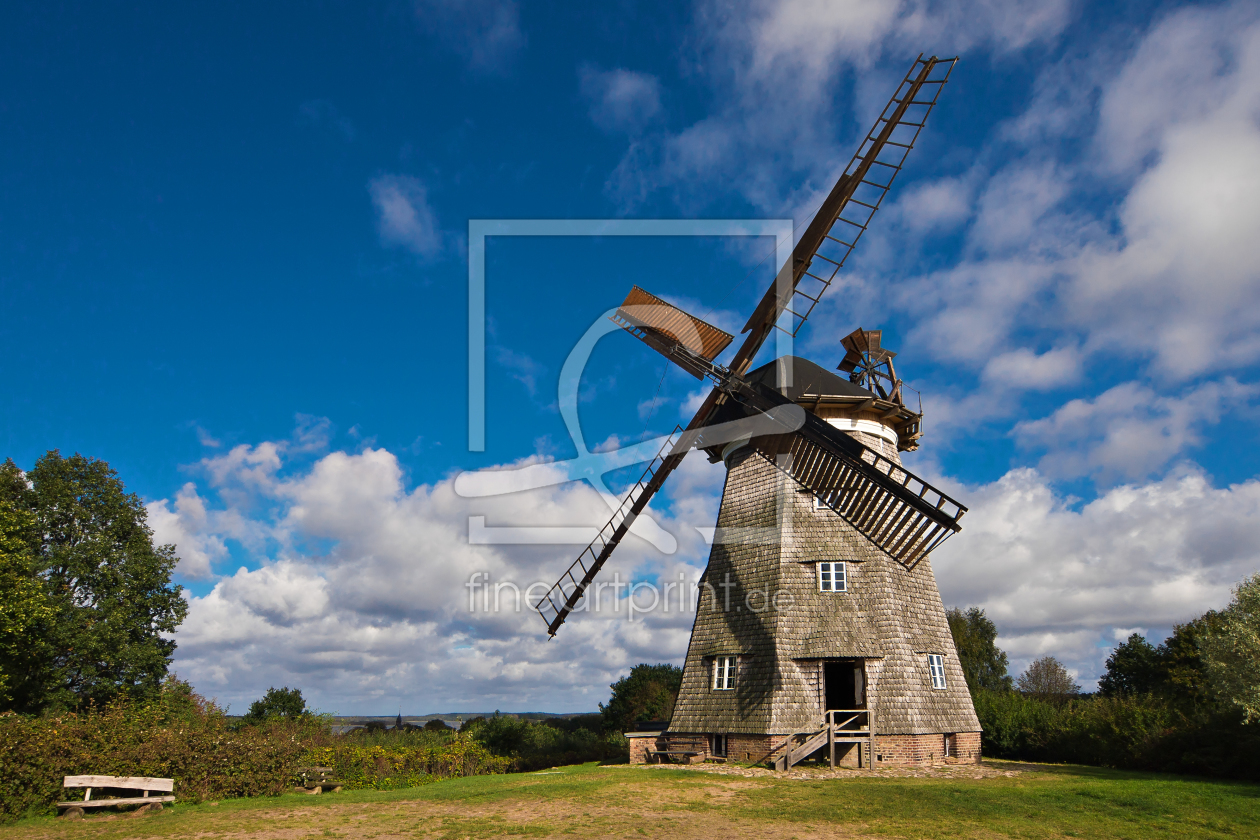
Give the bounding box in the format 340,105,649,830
772,709,875,770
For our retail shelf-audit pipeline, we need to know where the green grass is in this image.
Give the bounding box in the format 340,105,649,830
4,760,1257,839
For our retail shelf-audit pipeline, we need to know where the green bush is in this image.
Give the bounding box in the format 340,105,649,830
302,737,511,790
460,714,628,770
0,681,315,821
0,680,513,823
973,688,1260,779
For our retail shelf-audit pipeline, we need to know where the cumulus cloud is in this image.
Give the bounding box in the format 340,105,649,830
156,425,1260,707
368,174,445,258
579,66,662,134
146,483,226,580
1013,378,1255,482
982,346,1080,391
904,3,1260,390
933,466,1260,686
161,426,718,712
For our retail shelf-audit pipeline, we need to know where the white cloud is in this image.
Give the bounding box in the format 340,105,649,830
368,174,444,258
579,66,662,134
146,483,226,580
889,175,973,235
163,426,1260,706
607,0,1071,212
412,0,525,74
164,429,717,713
934,466,1260,686
908,4,1260,385
982,346,1080,391
1013,378,1255,482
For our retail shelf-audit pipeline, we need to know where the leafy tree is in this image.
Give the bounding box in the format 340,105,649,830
0,453,188,712
946,607,1013,693
0,499,53,706
1098,633,1163,697
1098,619,1221,706
1200,574,1260,723
243,686,308,724
1017,656,1080,701
423,718,454,731
599,663,682,733
1160,612,1222,706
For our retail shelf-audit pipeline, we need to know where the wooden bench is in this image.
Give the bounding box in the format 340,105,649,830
645,749,702,765
293,766,345,794
57,776,175,818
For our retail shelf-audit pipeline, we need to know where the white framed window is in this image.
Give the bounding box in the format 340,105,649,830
712,656,736,690
927,654,947,690
818,561,847,592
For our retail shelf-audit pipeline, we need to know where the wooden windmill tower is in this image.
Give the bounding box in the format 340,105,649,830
534,56,979,768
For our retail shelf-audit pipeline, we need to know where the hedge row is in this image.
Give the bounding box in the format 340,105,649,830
0,689,509,822
975,689,1260,779
304,740,511,790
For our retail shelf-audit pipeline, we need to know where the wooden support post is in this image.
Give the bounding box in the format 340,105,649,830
84,788,91,802
828,712,835,769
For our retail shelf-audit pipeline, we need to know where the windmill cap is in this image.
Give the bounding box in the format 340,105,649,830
746,356,876,401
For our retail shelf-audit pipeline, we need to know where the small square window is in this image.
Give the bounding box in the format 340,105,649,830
927,654,947,690
712,656,736,690
818,561,847,593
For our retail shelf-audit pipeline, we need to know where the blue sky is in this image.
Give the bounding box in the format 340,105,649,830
3,0,1259,713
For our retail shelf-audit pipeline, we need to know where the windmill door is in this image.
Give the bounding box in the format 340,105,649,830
823,660,866,712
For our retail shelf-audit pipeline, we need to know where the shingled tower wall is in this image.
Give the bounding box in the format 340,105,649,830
659,358,981,768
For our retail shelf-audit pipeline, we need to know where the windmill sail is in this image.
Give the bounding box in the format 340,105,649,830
610,286,733,380
730,55,957,375
533,55,959,637
533,426,686,637
710,384,966,568
533,404,807,636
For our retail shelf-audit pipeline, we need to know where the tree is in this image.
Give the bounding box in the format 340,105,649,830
0,499,53,707
243,686,308,724
946,607,1013,693
599,663,683,733
0,452,188,712
1098,633,1162,697
1017,656,1080,701
1200,574,1260,723
1159,612,1222,706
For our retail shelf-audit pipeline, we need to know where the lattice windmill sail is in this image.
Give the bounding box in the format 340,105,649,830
533,55,964,639
527,54,983,772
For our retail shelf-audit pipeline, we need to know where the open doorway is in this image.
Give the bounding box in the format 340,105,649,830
823,660,865,712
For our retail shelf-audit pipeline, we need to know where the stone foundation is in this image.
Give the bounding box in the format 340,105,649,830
629,730,981,767
873,731,982,766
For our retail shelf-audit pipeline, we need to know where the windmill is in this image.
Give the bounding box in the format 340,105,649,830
536,56,980,769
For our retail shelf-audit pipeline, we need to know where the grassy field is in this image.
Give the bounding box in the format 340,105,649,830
4,760,1257,840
